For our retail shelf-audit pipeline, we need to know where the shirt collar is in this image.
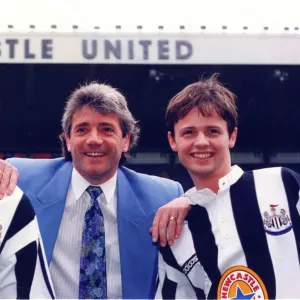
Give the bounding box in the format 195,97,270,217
218,165,244,190
185,165,244,206
71,167,117,204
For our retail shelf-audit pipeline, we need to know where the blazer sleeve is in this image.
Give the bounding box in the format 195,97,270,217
176,182,184,196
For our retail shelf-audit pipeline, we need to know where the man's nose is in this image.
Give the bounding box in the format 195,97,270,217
86,130,103,145
194,133,209,147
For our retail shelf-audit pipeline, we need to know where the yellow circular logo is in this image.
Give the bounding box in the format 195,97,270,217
217,266,268,299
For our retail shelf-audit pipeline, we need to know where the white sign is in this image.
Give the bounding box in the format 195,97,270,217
0,33,299,64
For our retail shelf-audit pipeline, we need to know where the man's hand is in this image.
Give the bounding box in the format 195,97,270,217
150,197,191,247
0,160,19,199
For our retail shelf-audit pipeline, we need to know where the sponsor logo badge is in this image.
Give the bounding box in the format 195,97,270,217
182,254,198,275
263,204,292,235
217,266,268,299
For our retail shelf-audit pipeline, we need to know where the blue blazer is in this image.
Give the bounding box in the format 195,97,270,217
8,158,183,299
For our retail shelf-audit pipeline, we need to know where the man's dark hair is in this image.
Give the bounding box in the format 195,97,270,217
166,74,238,135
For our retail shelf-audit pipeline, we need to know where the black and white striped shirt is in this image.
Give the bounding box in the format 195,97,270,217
156,166,300,299
0,187,55,299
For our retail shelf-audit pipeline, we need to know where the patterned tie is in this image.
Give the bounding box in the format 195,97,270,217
79,186,107,299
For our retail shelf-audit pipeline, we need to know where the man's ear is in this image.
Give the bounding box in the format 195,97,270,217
168,132,178,152
122,133,130,152
65,133,71,152
229,127,238,149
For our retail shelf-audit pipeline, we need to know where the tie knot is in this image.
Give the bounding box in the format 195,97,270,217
86,185,102,200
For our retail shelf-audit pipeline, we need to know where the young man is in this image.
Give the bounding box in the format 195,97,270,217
0,186,54,298
156,74,300,299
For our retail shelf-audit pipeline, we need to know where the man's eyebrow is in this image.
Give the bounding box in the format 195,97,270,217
207,125,223,128
99,122,115,127
179,126,196,131
179,125,223,131
73,121,115,127
73,122,89,128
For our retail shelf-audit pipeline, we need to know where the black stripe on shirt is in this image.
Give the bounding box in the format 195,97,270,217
4,194,35,240
38,242,55,299
15,240,37,299
0,193,35,255
230,171,276,299
160,245,182,273
281,168,300,265
193,286,206,299
159,246,179,298
187,205,221,299
162,275,177,299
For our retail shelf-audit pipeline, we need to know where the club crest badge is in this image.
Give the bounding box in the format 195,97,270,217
217,266,268,299
263,204,292,235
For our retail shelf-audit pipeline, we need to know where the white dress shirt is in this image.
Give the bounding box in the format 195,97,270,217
50,168,122,299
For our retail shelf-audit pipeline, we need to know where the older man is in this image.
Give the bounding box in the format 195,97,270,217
0,83,189,299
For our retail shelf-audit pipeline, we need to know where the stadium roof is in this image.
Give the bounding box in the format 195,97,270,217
0,0,299,64
0,0,299,34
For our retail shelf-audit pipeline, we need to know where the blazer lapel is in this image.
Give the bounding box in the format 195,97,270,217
31,161,73,263
117,169,157,299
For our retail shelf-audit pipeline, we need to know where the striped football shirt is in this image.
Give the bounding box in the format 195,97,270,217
0,186,55,299
156,166,300,299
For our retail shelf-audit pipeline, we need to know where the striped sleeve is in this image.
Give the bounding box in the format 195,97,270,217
156,223,209,299
0,187,55,299
155,251,198,299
